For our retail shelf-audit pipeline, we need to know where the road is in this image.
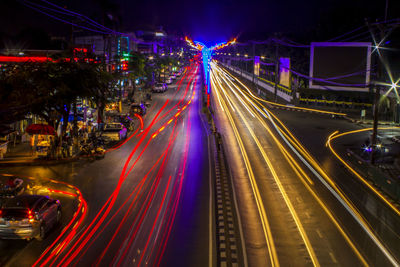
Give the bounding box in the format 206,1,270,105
0,61,213,267
210,62,400,266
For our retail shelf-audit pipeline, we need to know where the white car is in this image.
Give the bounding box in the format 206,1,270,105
102,123,127,142
153,83,167,93
166,78,172,84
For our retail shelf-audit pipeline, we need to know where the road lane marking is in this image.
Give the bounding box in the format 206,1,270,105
329,252,338,263
316,229,323,239
219,66,378,266
211,69,279,267
215,70,320,267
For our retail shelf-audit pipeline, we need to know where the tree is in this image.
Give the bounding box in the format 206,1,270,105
0,58,115,138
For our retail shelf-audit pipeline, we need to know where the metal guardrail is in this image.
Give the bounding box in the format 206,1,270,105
257,76,292,93
220,63,292,102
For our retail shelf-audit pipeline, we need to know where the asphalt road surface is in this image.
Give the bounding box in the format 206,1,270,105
0,62,212,267
210,62,400,266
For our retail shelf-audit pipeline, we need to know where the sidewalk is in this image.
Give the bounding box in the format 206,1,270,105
0,99,142,167
0,143,78,167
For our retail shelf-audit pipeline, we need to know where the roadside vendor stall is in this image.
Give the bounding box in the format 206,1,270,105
25,124,55,157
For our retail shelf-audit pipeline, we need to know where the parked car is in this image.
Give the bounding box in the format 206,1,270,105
130,103,146,116
102,123,128,142
171,74,176,80
0,195,61,240
166,78,173,84
153,83,167,93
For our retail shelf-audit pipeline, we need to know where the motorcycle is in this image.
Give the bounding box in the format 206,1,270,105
79,141,105,159
0,178,24,198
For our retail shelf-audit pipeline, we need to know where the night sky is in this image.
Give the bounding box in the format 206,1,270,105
0,0,397,47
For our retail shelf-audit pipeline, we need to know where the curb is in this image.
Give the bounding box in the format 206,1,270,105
269,103,347,117
0,156,79,167
343,116,397,127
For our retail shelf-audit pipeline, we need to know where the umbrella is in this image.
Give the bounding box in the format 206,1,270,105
25,124,55,135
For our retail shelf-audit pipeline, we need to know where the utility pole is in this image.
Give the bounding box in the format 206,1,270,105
385,0,389,21
274,41,280,102
252,42,255,84
367,20,387,164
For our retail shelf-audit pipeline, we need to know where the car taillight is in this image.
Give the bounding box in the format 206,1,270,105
28,210,34,223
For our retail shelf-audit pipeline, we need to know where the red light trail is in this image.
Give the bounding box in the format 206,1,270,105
32,61,200,266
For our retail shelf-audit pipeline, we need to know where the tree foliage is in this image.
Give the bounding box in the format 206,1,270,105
0,59,114,134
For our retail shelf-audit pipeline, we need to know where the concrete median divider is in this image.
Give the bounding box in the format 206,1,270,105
202,84,247,267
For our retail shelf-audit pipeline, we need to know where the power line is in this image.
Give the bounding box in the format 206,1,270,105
39,0,120,33
19,0,125,35
326,25,367,41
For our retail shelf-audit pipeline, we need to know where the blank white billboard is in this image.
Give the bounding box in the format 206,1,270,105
309,42,371,92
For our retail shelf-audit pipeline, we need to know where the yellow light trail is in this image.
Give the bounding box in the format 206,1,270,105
213,65,371,266
214,69,320,267
218,63,347,116
210,67,280,267
327,127,400,217
215,67,316,187
211,68,236,112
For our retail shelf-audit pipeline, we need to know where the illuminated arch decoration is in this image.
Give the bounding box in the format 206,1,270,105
185,37,236,95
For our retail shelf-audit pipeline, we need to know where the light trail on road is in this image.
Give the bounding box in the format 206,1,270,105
326,127,400,217
29,61,202,267
213,67,320,266
210,68,280,267
212,62,400,266
221,63,400,265
211,63,376,266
